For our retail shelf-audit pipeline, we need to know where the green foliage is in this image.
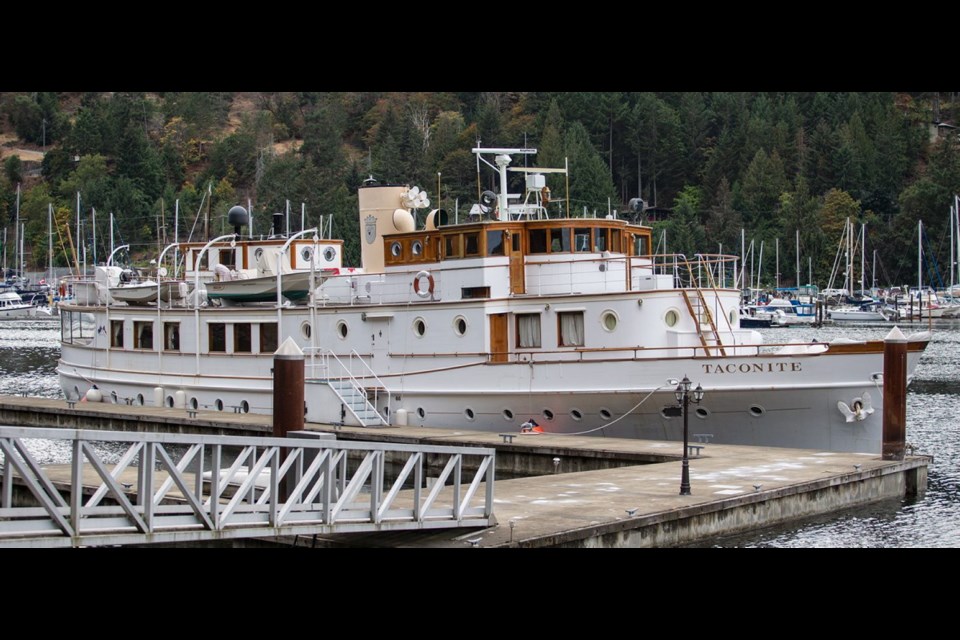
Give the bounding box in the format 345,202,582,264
3,91,958,283
5,156,23,185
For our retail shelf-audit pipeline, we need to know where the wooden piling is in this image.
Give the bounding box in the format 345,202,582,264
882,327,908,460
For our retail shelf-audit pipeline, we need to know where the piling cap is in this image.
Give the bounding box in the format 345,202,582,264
884,326,908,343
274,336,304,359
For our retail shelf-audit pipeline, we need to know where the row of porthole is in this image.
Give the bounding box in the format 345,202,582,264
662,309,741,328
301,316,471,341
91,386,252,414
660,405,766,419
411,406,616,423
408,405,766,422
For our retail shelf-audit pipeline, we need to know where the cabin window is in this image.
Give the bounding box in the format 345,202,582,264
323,246,337,262
601,311,618,332
390,241,403,258
558,311,584,347
462,287,490,299
445,234,462,258
550,228,571,253
164,322,180,351
134,321,154,350
209,323,226,352
260,323,278,353
234,323,252,353
454,316,468,336
486,230,504,256
528,228,548,254
574,228,591,252
634,234,650,256
512,232,520,252
664,309,680,328
413,318,426,337
300,247,314,262
218,247,237,269
516,314,542,348
412,240,423,257
464,232,480,256
111,320,124,348
336,320,348,339
593,228,607,252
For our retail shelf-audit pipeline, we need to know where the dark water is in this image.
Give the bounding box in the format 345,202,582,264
2,317,958,547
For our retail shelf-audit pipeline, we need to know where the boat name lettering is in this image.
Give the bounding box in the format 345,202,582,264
701,362,802,374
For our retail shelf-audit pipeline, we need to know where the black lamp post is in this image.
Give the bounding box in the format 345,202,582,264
674,375,704,495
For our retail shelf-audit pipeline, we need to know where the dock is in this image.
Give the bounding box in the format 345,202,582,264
0,395,930,548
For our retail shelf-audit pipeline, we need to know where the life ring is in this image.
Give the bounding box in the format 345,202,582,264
413,270,434,299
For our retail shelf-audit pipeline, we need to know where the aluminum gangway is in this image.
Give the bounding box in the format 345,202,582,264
0,427,496,548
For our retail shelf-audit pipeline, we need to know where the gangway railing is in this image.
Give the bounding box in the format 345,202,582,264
0,427,495,548
305,348,391,425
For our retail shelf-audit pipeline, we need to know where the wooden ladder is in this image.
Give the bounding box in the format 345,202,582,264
681,260,727,357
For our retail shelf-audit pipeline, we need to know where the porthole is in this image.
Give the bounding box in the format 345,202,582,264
412,240,423,256
665,309,680,328
542,409,555,421
337,320,348,339
599,408,612,421
502,409,514,421
464,408,476,421
190,397,199,410
136,393,144,406
601,310,618,332
323,247,336,262
749,405,765,418
390,241,402,257
695,407,710,419
300,247,314,262
729,309,738,325
454,316,467,336
301,322,312,339
215,399,224,411
570,409,583,421
413,318,426,337
661,407,676,419
417,407,426,419
241,400,250,414
165,395,175,408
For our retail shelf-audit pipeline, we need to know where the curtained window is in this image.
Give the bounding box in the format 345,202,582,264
559,312,584,347
517,314,541,348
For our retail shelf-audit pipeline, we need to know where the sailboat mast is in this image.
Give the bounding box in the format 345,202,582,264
14,183,20,277
918,219,923,292
951,203,955,290
92,207,97,267
76,192,81,276
795,229,800,287
48,203,53,285
775,238,780,290
860,222,867,295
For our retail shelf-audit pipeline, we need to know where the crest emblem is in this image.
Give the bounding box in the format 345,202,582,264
365,215,378,245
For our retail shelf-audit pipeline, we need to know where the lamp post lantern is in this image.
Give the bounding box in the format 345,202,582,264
674,375,704,495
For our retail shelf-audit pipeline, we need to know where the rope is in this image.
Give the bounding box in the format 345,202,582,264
550,383,671,436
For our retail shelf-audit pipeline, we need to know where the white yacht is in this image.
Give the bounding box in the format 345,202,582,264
57,146,931,454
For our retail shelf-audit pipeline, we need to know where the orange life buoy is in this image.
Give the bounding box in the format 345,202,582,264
413,270,434,298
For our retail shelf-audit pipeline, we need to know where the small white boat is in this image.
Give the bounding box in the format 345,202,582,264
109,280,188,305
0,290,39,318
205,271,315,303
829,304,890,322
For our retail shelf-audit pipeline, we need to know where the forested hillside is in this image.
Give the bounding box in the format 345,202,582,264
1,91,958,289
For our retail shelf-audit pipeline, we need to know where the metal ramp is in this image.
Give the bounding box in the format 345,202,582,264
0,426,496,548
325,379,387,427
306,349,389,427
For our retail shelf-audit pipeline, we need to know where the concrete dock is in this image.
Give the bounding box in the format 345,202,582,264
0,395,930,548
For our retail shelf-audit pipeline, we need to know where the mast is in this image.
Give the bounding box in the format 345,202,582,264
75,192,81,276
248,197,253,239
301,202,305,232
48,203,53,286
918,219,923,292
795,228,800,287
110,212,114,260
92,207,97,267
14,183,20,277
174,200,180,279
775,237,780,290
860,222,867,296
